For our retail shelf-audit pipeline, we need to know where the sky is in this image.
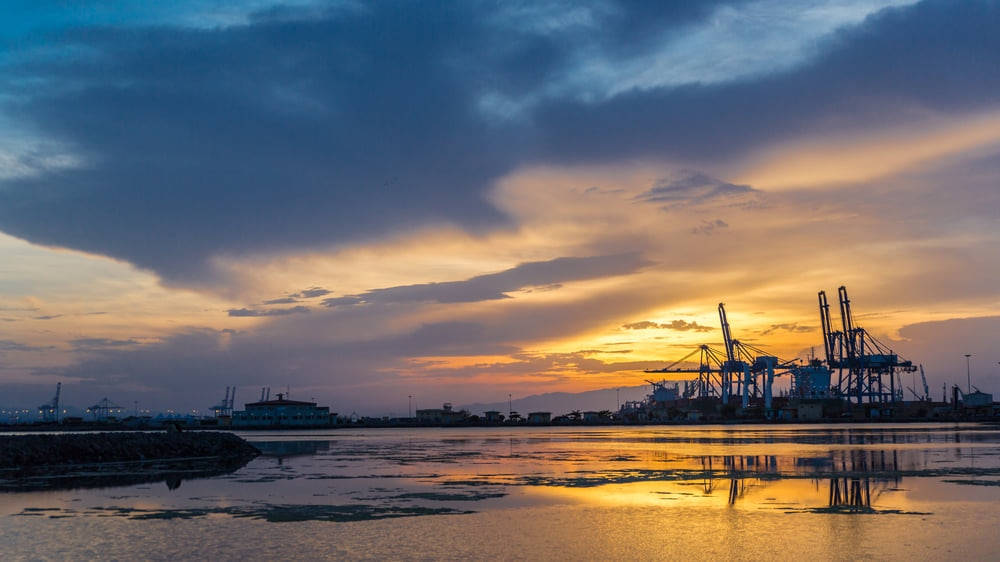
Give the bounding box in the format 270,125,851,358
0,0,999,415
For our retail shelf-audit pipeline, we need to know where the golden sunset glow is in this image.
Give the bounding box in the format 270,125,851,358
0,0,998,415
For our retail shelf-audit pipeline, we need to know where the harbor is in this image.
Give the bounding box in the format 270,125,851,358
5,287,997,431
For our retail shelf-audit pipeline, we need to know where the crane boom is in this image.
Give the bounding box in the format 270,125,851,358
818,291,838,367
718,303,736,366
838,286,856,360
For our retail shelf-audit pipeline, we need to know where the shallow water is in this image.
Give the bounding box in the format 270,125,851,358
3,423,1000,560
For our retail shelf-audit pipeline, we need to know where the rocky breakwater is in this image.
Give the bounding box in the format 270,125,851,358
0,432,260,491
0,431,260,468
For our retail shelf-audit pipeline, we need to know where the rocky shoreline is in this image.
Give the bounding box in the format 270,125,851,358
0,431,259,469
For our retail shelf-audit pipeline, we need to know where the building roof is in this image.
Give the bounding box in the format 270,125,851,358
245,399,318,407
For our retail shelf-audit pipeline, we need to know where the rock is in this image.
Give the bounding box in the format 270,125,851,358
0,432,259,468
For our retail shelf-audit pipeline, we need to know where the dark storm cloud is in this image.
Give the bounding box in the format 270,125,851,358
322,253,649,307
228,305,310,317
532,1,1000,164
1,1,997,282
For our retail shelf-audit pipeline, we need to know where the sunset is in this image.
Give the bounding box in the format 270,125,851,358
1,0,996,415
2,1,1000,559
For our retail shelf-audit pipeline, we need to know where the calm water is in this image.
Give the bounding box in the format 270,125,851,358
3,423,1000,560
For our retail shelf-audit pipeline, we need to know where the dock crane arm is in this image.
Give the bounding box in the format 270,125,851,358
818,291,836,366
718,303,736,366
838,286,857,360
645,346,702,373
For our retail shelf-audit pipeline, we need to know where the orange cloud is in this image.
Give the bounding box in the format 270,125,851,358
736,108,1000,189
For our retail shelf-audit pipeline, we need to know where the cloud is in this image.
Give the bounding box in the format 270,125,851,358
70,337,141,350
294,287,331,299
622,319,713,332
323,253,649,307
29,276,692,411
0,340,54,352
32,314,63,320
320,296,364,307
227,306,310,317
621,321,660,330
636,172,756,206
262,297,299,305
691,219,729,236
760,323,815,336
871,316,1000,396
0,1,997,284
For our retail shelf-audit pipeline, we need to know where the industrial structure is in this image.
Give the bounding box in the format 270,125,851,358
638,286,927,418
645,302,798,411
210,386,237,417
37,382,61,422
415,402,469,425
231,393,335,428
87,397,125,420
819,287,916,404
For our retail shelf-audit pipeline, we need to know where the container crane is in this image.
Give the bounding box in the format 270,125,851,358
211,386,237,417
819,286,916,405
647,303,794,410
38,382,61,422
87,397,123,420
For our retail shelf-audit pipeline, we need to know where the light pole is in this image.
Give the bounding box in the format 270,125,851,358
408,395,412,418
616,388,620,411
965,354,973,394
508,394,512,417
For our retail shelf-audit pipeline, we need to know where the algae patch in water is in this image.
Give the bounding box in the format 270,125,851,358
941,479,1000,486
26,503,474,522
390,491,507,501
783,506,932,515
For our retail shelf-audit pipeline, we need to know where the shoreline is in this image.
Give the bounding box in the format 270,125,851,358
2,416,997,433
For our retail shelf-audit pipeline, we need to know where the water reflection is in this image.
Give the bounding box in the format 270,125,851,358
254,440,331,465
0,455,254,493
6,424,1000,520
828,477,871,510
5,425,1000,560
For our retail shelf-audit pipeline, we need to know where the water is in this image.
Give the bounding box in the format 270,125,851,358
3,423,1000,560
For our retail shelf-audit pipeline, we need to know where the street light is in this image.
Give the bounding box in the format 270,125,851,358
408,395,412,418
965,354,973,394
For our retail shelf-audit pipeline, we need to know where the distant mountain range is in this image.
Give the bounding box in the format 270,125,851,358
461,384,653,416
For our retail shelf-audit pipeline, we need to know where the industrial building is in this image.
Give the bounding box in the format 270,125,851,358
483,411,504,423
231,393,335,428
527,412,551,424
415,403,469,425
